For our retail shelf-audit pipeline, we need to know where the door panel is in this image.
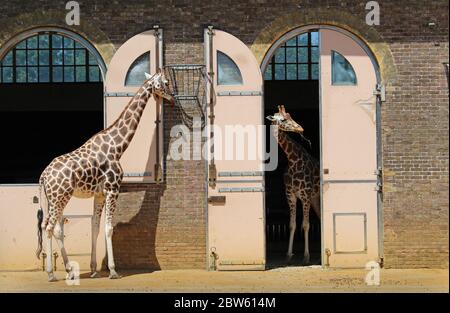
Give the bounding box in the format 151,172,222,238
320,28,379,267
206,29,265,270
105,29,163,183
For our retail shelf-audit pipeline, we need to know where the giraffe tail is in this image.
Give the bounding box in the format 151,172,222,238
35,184,46,260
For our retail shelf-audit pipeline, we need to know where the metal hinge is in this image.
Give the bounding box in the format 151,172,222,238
209,164,217,188
375,167,383,192
373,84,386,102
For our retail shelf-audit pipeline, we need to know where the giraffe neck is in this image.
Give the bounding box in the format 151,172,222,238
105,84,153,156
276,129,303,164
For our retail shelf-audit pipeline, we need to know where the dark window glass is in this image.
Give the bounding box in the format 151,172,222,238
0,32,103,83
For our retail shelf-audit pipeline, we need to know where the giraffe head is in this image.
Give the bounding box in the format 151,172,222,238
144,71,174,104
266,105,304,134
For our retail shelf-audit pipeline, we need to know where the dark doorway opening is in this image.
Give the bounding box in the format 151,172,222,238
0,83,103,183
264,79,321,267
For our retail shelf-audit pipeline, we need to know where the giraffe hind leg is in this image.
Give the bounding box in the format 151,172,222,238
286,192,297,263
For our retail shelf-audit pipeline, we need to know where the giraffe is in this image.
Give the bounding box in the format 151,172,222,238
35,72,173,282
266,105,320,264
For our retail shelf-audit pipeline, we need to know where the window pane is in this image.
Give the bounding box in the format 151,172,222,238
332,51,357,85
298,64,308,80
27,50,38,66
298,33,308,46
75,41,84,48
311,64,319,80
28,67,38,82
264,64,272,80
39,67,50,82
217,51,243,86
64,67,74,82
286,47,296,63
286,64,297,80
285,37,296,46
63,37,74,49
311,32,319,46
298,47,308,63
52,35,62,48
75,50,86,65
39,50,49,65
2,51,13,66
89,66,100,81
16,40,26,49
2,67,13,82
88,53,97,65
75,67,86,82
16,67,26,82
27,36,38,49
39,35,49,48
64,50,74,65
274,64,285,80
274,48,285,63
16,50,26,65
52,50,63,65
53,66,62,82
311,47,319,63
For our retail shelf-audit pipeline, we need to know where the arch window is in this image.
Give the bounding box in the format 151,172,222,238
331,50,357,85
0,32,102,83
217,51,243,85
125,51,150,86
264,31,319,81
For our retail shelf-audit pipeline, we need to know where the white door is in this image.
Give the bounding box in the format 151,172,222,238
205,28,266,270
320,28,380,267
105,29,164,182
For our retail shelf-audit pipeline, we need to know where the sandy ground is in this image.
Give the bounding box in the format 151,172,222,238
0,267,448,293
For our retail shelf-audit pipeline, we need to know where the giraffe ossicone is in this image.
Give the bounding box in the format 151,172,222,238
35,72,173,282
267,105,320,264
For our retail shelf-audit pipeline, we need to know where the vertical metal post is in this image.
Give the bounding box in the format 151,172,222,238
207,26,217,188
153,25,162,182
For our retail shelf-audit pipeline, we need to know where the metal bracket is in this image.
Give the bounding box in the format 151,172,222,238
218,171,263,177
218,187,264,193
123,172,152,177
208,164,217,188
105,92,135,97
217,91,262,97
373,83,386,102
154,164,162,182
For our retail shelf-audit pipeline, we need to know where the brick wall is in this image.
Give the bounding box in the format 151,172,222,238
0,0,448,269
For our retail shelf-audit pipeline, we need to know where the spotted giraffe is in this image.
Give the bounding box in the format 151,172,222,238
36,72,173,282
267,105,320,264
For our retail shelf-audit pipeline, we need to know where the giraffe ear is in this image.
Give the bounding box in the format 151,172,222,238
266,116,275,121
144,72,152,79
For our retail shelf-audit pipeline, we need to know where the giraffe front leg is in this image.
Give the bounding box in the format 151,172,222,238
90,194,104,278
104,192,120,279
286,192,297,263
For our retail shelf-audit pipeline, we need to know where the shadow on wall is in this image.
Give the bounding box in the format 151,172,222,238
101,184,165,271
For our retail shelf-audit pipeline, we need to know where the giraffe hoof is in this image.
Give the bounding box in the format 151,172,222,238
286,254,294,264
90,271,101,278
109,271,121,279
66,271,76,280
303,256,310,265
48,274,57,282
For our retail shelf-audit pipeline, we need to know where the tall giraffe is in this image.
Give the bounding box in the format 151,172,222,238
267,105,320,264
36,72,173,282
